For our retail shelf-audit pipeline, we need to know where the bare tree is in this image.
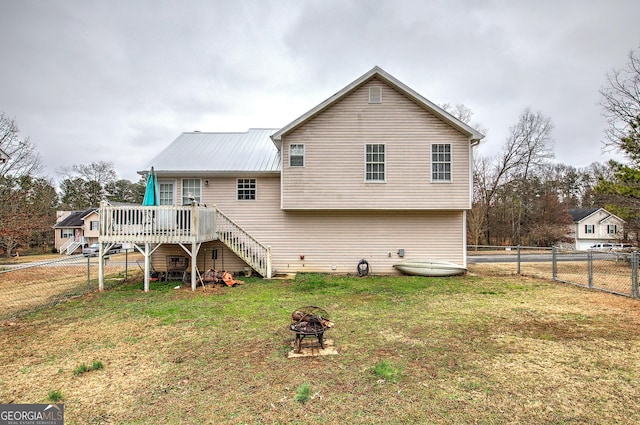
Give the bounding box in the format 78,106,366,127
0,113,41,178
473,108,555,245
58,161,117,187
440,103,474,124
599,45,640,150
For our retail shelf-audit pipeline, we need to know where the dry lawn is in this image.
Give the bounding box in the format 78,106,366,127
0,253,144,319
469,259,635,296
1,273,640,424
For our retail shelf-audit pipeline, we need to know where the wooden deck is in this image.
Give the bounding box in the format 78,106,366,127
99,204,218,244
97,202,271,290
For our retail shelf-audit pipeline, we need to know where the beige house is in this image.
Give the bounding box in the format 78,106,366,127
567,208,626,250
98,66,484,290
53,208,99,254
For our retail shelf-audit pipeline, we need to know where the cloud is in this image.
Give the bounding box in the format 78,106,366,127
0,0,638,182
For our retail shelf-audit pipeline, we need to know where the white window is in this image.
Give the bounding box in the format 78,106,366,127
237,178,256,200
432,144,452,181
607,224,618,234
182,179,201,205
90,220,99,231
365,144,385,182
158,181,175,206
290,144,305,167
585,224,595,234
61,228,74,238
369,86,382,104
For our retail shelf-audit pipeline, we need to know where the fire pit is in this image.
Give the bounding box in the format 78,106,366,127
289,306,334,353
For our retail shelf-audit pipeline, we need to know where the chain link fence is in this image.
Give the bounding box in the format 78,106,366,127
468,245,640,298
0,250,144,321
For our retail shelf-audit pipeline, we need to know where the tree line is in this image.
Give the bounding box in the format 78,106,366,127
2,45,640,257
0,114,145,256
469,45,640,248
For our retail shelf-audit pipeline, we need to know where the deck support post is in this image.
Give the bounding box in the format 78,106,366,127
98,243,105,291
191,242,198,291
144,242,151,292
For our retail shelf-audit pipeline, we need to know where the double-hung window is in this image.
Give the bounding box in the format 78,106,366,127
181,179,201,205
159,181,175,206
237,178,256,200
607,224,618,234
365,144,385,182
61,228,74,238
585,224,595,234
431,144,452,182
290,144,305,167
90,220,99,231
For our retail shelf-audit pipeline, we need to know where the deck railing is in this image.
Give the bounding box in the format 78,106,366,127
99,202,270,278
216,209,272,278
99,202,217,244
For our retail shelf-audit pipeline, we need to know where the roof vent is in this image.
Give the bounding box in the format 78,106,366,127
369,86,382,104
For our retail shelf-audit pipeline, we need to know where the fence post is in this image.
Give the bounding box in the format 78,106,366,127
87,255,91,291
552,246,557,280
125,248,128,280
517,245,521,275
632,251,639,299
588,251,593,289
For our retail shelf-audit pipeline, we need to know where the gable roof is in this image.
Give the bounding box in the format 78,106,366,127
142,128,280,175
568,208,625,224
271,66,485,144
567,208,600,222
53,208,98,228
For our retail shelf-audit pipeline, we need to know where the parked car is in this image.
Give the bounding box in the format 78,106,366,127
83,243,122,256
589,243,637,252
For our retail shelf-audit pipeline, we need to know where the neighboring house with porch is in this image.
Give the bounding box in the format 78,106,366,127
567,208,625,250
53,208,99,254
98,66,484,290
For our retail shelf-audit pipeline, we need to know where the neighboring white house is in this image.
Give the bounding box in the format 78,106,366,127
53,208,99,254
567,208,626,250
98,66,484,288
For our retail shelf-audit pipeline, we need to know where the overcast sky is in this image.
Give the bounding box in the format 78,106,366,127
1,0,639,183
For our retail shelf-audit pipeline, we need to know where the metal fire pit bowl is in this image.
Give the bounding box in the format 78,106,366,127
289,306,334,353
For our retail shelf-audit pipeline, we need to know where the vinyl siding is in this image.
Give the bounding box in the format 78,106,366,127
281,77,472,210
151,175,466,275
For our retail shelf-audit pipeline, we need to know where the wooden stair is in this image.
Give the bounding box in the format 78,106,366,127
216,209,272,278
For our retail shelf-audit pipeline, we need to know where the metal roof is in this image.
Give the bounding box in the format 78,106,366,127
142,128,280,174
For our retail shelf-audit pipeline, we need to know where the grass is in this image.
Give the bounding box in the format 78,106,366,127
73,360,104,376
47,389,64,403
1,273,640,424
294,383,311,403
372,360,402,383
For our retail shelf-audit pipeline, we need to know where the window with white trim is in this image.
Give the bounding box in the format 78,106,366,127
181,179,201,205
585,224,595,234
431,144,452,181
90,220,99,231
159,181,175,206
237,178,256,200
607,224,618,234
61,228,74,238
365,144,385,182
290,144,305,167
